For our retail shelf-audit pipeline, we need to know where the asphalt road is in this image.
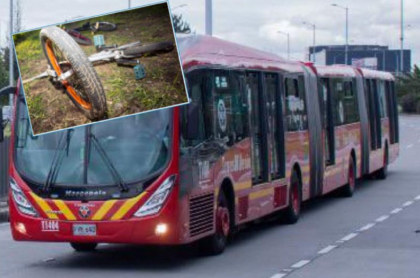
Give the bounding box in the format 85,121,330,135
1,115,420,278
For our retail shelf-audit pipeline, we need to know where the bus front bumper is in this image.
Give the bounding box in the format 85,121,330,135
9,195,187,245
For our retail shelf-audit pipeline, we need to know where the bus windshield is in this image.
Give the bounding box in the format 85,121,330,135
14,98,172,188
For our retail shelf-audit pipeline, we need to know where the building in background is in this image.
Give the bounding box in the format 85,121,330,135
308,45,411,74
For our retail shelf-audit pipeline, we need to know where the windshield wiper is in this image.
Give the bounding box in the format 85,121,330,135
43,129,74,192
89,133,129,192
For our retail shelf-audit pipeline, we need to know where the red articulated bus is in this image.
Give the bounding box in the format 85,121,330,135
2,34,399,255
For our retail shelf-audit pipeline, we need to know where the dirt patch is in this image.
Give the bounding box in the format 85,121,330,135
14,3,188,135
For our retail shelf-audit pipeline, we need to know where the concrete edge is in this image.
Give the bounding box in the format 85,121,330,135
0,207,9,223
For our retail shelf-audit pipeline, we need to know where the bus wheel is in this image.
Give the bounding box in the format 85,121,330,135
70,243,98,252
282,170,301,224
341,156,356,197
200,191,230,256
376,147,388,180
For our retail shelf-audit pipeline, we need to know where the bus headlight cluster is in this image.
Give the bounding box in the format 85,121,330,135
10,178,38,217
134,175,176,218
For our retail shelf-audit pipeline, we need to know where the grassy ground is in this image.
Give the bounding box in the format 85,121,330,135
14,4,188,135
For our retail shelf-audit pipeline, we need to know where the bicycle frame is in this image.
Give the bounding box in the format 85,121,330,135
23,41,142,84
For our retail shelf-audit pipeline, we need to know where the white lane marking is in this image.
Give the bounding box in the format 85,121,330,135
403,201,414,207
270,274,287,278
359,223,376,232
291,260,311,268
415,195,420,201
406,144,414,149
341,233,358,242
283,269,293,272
317,245,337,255
376,215,389,222
391,208,403,214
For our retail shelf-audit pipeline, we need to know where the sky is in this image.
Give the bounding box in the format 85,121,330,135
0,0,419,67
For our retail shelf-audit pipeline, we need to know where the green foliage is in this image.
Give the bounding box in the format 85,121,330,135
396,65,420,113
172,14,191,34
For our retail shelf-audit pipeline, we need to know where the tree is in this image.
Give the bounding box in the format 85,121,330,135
396,65,420,113
172,14,191,34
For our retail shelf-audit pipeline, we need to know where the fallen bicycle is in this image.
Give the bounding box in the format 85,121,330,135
23,26,175,120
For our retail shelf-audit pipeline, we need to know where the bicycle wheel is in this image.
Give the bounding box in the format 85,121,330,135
123,41,174,57
40,26,107,120
95,22,117,32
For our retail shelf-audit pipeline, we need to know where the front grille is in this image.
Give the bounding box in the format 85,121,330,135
189,193,214,237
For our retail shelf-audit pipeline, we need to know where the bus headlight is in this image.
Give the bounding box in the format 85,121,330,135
10,178,39,217
134,175,176,218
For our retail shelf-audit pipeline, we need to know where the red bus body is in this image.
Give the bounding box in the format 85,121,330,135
8,34,399,252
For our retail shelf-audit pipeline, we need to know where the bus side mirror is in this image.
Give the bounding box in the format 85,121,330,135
185,101,200,141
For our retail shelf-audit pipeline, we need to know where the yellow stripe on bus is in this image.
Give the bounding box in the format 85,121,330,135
249,188,273,200
29,193,59,220
111,192,147,221
53,200,76,221
92,200,117,221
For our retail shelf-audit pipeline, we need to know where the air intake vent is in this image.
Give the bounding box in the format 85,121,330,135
189,193,214,237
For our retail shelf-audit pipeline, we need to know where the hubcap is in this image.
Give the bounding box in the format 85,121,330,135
349,162,355,190
217,207,230,237
292,181,300,215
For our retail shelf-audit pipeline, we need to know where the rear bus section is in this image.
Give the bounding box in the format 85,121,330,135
356,68,399,179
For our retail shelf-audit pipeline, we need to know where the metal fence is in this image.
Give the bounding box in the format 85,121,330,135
0,137,9,201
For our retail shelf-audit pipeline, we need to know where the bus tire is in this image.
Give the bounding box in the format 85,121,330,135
200,190,231,256
40,26,107,120
70,243,98,252
376,146,389,180
282,170,302,224
341,155,356,197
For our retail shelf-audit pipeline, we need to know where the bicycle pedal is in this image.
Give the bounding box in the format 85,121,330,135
93,35,105,49
134,64,146,80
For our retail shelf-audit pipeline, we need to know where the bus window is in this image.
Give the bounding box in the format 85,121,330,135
181,70,211,147
331,79,359,125
214,70,249,145
285,76,307,131
377,80,388,118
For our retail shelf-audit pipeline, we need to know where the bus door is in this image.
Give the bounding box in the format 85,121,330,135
319,78,335,166
246,72,269,185
365,79,382,151
385,81,399,145
264,73,286,181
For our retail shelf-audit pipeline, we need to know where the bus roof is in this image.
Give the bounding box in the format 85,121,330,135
177,34,303,73
315,65,358,78
357,68,395,81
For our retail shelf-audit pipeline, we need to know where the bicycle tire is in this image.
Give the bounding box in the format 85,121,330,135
123,41,174,57
40,26,107,120
95,22,117,32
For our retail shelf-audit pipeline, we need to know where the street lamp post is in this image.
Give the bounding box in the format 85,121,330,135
303,21,316,63
400,0,404,74
277,31,290,60
331,4,349,65
205,0,212,36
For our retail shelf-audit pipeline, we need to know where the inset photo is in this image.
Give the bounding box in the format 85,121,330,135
13,1,188,135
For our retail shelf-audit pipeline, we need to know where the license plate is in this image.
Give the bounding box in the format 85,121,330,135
73,224,97,236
